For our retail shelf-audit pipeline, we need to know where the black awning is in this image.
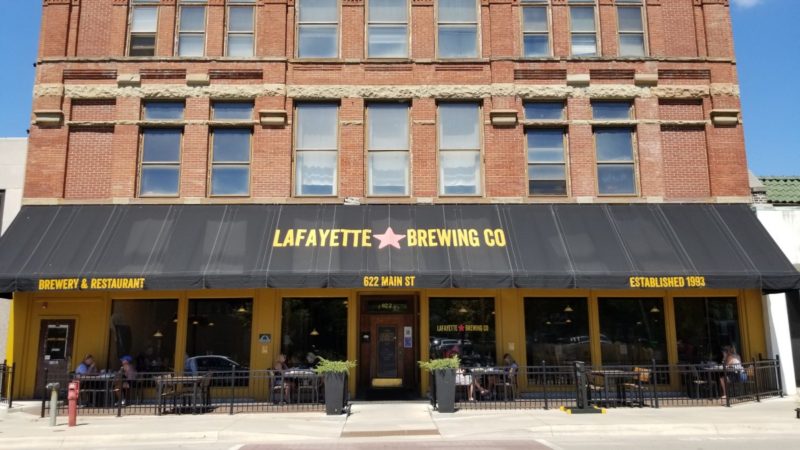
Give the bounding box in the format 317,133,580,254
0,203,798,296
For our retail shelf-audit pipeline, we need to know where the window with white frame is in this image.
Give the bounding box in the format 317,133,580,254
593,102,636,195
177,1,206,57
617,0,646,56
129,0,159,56
569,0,597,56
210,103,253,196
438,103,481,196
367,0,408,58
227,0,256,57
522,0,550,57
297,0,339,58
525,102,567,196
295,103,339,196
367,103,410,196
139,102,185,197
437,0,479,59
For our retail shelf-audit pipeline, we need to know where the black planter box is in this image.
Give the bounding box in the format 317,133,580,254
323,372,348,415
434,369,456,413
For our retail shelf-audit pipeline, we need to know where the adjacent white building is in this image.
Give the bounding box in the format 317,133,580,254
0,137,27,362
752,173,800,395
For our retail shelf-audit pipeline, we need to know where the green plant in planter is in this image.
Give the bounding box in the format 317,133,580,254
314,358,357,374
418,356,460,371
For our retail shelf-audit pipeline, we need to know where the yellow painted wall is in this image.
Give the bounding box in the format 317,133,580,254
9,287,768,399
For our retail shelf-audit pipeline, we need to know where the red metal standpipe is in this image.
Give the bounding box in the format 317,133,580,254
67,380,79,427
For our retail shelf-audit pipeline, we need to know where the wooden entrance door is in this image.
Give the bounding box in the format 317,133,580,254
359,297,418,392
34,319,75,398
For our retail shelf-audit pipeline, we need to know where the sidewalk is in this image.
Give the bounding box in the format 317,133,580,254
0,397,798,448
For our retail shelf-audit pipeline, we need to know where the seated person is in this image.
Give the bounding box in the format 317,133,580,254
273,353,292,403
719,345,744,400
114,355,137,406
305,352,323,369
75,354,98,376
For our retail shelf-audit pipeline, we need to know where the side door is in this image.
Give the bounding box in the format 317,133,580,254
34,319,76,398
371,316,405,388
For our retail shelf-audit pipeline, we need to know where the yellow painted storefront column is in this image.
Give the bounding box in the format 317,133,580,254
419,291,430,397
742,289,767,361
346,291,358,396
498,289,526,388
588,293,601,367
250,289,277,371
174,294,189,375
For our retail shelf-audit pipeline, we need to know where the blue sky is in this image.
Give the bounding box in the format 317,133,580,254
0,0,797,175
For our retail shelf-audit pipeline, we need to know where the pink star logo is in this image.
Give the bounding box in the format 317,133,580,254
373,227,406,250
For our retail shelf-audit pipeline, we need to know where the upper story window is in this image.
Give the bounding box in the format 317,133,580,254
0,189,5,234
210,102,253,197
227,0,256,57
177,1,207,57
437,0,479,59
592,101,636,196
297,0,339,58
295,103,339,196
568,0,597,57
522,0,550,57
525,102,567,196
129,0,159,56
367,103,410,196
438,103,482,196
367,0,409,58
139,102,185,197
617,0,646,56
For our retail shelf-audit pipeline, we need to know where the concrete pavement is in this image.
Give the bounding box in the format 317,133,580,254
0,397,798,448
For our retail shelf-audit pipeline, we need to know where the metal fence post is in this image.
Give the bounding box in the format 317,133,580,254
752,359,760,402
229,364,235,415
40,368,48,418
8,363,14,408
651,359,658,409
541,360,548,410
775,354,784,398
724,364,731,407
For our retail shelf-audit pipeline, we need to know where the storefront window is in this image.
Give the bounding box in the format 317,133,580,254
281,298,348,366
108,300,178,373
186,299,253,370
599,298,667,365
429,297,496,366
675,297,740,364
524,298,590,365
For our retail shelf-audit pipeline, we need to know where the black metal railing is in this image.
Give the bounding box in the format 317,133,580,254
0,360,15,408
454,358,783,411
42,368,326,417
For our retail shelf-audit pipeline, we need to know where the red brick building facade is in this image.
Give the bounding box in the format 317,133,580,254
26,0,750,205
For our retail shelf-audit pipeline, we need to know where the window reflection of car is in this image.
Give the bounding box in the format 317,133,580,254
184,355,248,386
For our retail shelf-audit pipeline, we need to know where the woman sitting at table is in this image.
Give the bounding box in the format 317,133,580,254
719,345,744,400
75,354,98,376
273,353,293,403
114,355,137,406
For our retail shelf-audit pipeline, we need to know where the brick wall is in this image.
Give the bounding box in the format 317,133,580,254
25,0,750,204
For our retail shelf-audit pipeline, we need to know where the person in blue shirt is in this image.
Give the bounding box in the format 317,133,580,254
75,354,97,375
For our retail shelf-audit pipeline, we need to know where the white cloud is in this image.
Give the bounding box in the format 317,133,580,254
732,0,764,8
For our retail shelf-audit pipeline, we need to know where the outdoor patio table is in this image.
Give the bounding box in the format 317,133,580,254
76,373,115,407
283,370,318,404
468,367,508,400
155,375,204,415
590,370,640,407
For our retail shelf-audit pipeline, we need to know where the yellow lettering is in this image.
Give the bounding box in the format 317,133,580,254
494,229,506,247
468,229,480,247
329,230,340,247
362,229,372,247
306,229,317,246
427,230,438,247
295,229,307,246
484,229,496,247
457,229,469,246
417,230,428,247
407,229,417,247
436,229,452,247
319,229,330,246
273,230,284,247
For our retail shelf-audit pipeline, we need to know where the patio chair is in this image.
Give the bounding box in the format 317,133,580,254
622,367,650,407
587,372,610,407
689,365,718,399
493,368,518,401
296,376,318,404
